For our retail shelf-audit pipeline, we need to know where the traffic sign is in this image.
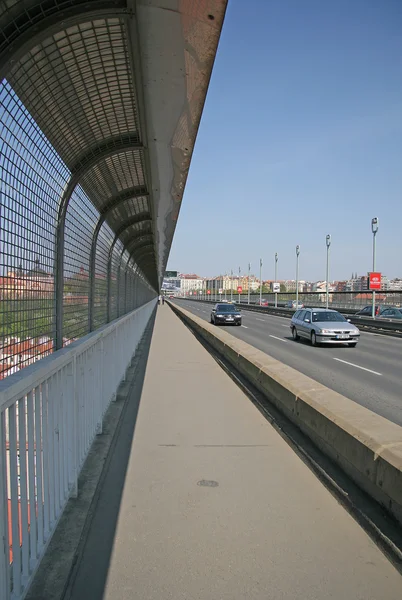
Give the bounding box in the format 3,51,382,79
218,288,223,294
368,272,381,290
207,290,211,295
237,286,242,293
199,290,202,295
272,282,280,293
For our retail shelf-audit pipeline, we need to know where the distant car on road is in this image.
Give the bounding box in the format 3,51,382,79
286,300,304,309
210,303,242,326
376,307,402,319
355,305,397,317
290,308,360,347
255,299,269,306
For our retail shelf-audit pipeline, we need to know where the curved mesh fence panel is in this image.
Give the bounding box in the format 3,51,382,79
0,80,67,378
0,80,155,380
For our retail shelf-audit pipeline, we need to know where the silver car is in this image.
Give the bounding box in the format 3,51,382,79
290,308,360,347
286,300,304,309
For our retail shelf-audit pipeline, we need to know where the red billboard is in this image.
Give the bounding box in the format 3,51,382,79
237,286,243,293
368,272,381,290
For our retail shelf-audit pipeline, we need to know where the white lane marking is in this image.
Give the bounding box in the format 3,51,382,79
361,331,400,339
333,358,382,376
256,318,265,322
241,325,248,328
282,324,289,328
202,310,206,313
269,335,288,343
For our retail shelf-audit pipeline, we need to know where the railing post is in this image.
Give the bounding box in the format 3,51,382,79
68,357,78,498
0,412,9,600
9,405,21,596
96,339,104,435
34,388,44,553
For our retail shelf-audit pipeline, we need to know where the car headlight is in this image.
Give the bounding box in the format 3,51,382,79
352,330,359,335
319,329,331,334
217,314,223,317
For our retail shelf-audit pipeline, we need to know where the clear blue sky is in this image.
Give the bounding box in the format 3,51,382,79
167,0,402,282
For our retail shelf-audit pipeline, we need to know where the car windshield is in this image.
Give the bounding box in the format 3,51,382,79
216,304,239,313
312,311,346,323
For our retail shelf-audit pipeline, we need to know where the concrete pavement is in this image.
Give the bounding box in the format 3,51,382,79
66,304,401,599
176,299,402,426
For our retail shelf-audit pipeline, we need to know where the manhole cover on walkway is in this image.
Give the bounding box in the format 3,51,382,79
197,480,219,487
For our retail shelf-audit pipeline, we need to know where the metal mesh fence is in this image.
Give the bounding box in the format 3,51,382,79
0,80,155,381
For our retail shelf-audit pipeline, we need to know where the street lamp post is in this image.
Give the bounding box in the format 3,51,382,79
274,252,278,308
325,234,331,309
224,273,227,300
230,270,233,302
238,267,241,304
259,258,263,306
371,217,379,318
247,262,251,305
296,245,300,308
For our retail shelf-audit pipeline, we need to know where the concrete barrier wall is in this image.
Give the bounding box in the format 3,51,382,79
169,302,402,525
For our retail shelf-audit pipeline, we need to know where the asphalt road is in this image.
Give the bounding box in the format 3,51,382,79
172,299,402,427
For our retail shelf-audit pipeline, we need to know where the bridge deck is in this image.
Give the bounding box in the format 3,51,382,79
66,305,401,599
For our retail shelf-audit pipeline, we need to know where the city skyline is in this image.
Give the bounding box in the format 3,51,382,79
169,270,402,285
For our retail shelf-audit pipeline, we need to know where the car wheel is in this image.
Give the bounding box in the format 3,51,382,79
311,331,318,346
348,342,357,348
237,321,242,326
210,316,213,323
292,327,299,341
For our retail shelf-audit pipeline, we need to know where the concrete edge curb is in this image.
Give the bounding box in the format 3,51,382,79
168,302,402,526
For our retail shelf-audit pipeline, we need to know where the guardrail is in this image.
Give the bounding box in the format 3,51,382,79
174,290,402,312
0,299,156,600
175,297,402,337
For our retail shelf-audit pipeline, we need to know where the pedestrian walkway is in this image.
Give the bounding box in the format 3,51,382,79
65,305,401,600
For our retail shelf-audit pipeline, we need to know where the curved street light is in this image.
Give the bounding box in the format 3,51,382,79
371,217,379,317
274,252,278,308
296,245,300,307
326,234,331,309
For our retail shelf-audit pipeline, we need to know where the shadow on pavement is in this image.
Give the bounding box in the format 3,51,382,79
63,313,156,600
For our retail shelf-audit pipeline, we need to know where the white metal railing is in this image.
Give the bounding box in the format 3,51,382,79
0,299,156,599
